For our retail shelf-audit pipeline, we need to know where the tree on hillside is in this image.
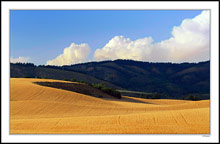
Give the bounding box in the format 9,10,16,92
185,94,201,101
181,95,185,100
140,94,149,99
152,92,160,99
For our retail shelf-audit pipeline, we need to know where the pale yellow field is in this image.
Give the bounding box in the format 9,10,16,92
10,78,210,134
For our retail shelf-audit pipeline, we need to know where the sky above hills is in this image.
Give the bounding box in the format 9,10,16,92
10,10,210,66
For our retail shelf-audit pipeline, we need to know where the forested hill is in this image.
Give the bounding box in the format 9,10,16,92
10,59,210,99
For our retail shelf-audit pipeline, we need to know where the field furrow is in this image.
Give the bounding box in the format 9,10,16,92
10,78,210,134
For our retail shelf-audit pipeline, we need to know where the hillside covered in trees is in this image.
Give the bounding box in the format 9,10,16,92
10,59,210,100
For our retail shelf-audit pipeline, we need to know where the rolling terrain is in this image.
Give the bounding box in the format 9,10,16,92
10,78,210,134
10,59,210,99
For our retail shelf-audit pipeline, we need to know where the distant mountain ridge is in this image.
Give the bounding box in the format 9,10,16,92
10,59,210,99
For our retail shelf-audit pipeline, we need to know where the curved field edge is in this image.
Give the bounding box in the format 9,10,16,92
10,78,210,134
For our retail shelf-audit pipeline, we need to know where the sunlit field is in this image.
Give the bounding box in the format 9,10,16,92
10,78,210,134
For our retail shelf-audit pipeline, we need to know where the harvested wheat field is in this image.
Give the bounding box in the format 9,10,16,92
10,78,210,134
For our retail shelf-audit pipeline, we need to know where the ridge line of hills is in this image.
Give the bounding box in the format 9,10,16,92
10,59,210,100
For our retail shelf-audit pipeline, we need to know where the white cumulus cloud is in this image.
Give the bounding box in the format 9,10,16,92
94,10,210,63
10,56,30,63
46,43,91,66
94,36,155,61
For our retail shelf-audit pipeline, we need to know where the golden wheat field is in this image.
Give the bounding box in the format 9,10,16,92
10,78,210,134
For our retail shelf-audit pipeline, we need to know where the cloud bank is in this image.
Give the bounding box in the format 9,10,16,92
46,11,209,66
10,56,30,63
94,10,210,63
46,43,91,66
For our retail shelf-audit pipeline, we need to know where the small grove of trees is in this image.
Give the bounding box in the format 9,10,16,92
11,62,36,67
181,95,185,100
152,92,160,99
184,94,201,101
70,78,77,82
92,83,121,99
67,78,89,85
65,79,122,99
140,94,149,99
140,93,163,99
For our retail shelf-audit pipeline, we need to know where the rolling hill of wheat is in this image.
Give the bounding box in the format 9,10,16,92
10,78,210,134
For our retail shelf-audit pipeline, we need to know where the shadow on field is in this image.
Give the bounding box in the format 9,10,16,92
33,81,118,99
33,81,154,105
104,96,155,105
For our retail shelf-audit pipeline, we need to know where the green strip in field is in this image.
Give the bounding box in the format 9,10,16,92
117,90,152,95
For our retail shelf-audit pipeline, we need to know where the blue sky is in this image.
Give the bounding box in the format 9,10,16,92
10,10,209,65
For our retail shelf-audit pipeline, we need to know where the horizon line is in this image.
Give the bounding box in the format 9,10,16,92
10,59,210,67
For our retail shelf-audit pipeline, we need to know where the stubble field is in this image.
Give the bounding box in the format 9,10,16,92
10,78,210,134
